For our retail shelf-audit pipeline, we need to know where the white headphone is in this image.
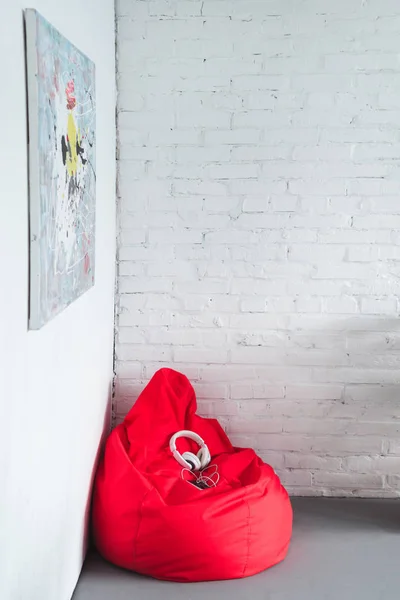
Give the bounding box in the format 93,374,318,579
169,430,211,471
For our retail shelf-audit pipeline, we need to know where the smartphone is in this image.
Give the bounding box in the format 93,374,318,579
186,479,209,490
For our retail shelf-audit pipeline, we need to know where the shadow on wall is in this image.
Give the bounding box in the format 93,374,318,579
112,316,400,494
113,314,400,424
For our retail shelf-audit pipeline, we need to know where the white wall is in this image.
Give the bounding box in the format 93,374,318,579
0,2,116,599
116,0,400,499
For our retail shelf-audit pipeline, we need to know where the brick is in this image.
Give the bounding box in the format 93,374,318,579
294,296,322,313
177,110,231,129
353,144,400,161
313,436,384,456
288,244,346,263
293,145,351,161
174,39,234,58
119,277,174,294
320,128,399,144
313,472,384,490
232,75,290,91
227,419,283,435
119,230,146,245
245,92,304,111
174,180,227,196
344,456,400,475
319,229,392,244
322,297,359,314
174,347,229,364
346,245,379,263
232,146,291,161
234,111,291,128
347,180,400,196
115,361,143,379
116,344,173,362
176,146,231,164
370,197,400,214
288,180,347,196
242,198,269,213
176,1,203,17
230,179,287,195
206,164,259,179
361,298,398,316
149,129,201,145
286,385,343,400
148,228,203,244
282,418,349,435
277,470,313,487
204,129,261,145
285,454,342,471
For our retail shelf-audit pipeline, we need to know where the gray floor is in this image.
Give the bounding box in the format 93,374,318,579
73,498,400,600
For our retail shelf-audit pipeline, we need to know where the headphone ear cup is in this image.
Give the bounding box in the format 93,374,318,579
197,446,211,469
182,451,202,471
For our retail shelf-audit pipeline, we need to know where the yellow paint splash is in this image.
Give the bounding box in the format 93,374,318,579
66,112,78,176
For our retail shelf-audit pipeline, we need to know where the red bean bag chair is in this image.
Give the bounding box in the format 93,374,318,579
92,368,292,582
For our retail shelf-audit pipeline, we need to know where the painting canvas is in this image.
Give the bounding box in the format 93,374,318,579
25,9,96,329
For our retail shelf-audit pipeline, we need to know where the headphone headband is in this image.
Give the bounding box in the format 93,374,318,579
169,430,206,453
169,430,210,470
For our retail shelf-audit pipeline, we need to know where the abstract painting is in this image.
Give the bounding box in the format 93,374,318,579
25,10,96,329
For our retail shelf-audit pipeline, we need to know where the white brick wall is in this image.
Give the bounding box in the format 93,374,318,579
115,0,400,498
